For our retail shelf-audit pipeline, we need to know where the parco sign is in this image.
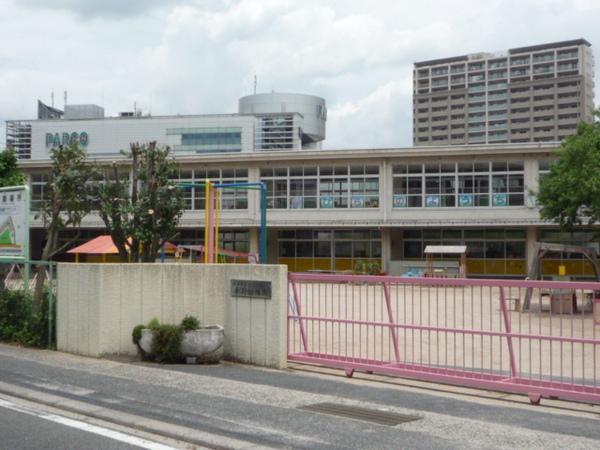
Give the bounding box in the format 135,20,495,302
45,132,89,148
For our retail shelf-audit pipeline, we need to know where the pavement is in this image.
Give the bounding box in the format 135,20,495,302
0,343,599,449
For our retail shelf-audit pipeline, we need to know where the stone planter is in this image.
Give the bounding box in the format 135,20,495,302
137,325,225,363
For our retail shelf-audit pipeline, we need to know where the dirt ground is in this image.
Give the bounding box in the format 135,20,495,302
289,282,600,384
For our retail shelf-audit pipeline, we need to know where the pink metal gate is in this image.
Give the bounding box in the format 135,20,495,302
288,273,600,404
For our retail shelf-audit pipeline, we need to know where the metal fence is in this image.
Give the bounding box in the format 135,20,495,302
288,273,600,404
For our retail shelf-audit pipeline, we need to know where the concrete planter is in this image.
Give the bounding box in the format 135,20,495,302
138,325,225,363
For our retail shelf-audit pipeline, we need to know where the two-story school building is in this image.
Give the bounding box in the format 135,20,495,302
7,93,593,278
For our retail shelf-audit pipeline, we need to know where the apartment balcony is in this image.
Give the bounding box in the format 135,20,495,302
450,115,466,123
557,117,579,126
510,130,531,140
558,105,580,115
488,103,508,111
467,135,486,143
557,84,580,95
510,90,531,100
532,55,554,64
431,129,449,137
557,52,578,61
510,110,531,120
488,122,507,130
488,83,507,91
557,63,578,71
534,98,555,107
488,93,508,101
488,72,507,80
468,105,486,113
510,58,530,67
450,66,465,74
468,85,486,93
468,125,485,132
533,66,554,75
488,113,507,121
488,133,508,142
533,129,556,139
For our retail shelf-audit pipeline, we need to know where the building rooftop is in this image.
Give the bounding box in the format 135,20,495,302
414,38,591,67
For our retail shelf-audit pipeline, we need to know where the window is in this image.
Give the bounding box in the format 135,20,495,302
170,168,248,210
392,161,524,208
261,165,379,209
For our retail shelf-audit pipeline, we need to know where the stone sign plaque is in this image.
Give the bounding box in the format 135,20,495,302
230,279,272,299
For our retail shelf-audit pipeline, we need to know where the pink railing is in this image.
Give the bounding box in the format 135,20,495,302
288,273,600,404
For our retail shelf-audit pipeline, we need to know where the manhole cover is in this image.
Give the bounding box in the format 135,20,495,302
298,402,421,426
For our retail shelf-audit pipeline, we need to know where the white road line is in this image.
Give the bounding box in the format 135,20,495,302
0,398,176,450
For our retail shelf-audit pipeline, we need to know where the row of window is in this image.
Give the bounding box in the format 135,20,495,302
400,229,527,259
278,229,382,259
29,160,555,211
392,161,524,207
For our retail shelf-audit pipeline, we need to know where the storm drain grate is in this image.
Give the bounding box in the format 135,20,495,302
298,402,421,426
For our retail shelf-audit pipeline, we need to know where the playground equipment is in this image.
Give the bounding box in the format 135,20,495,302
523,242,600,310
178,180,268,264
424,245,467,278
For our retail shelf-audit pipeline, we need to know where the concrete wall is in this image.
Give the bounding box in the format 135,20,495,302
57,263,288,368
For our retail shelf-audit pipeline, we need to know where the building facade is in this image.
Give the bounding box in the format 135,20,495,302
18,141,598,279
6,93,327,159
413,39,595,146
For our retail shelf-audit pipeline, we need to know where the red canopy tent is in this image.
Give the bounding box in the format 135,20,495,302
68,236,177,262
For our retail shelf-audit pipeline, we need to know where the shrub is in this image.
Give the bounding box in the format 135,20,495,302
0,288,55,348
152,324,183,363
147,317,160,329
132,324,145,346
181,315,200,332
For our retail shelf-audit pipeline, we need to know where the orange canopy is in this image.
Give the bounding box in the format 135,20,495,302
68,235,177,255
68,235,121,255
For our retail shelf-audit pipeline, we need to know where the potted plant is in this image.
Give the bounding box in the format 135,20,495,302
132,316,224,363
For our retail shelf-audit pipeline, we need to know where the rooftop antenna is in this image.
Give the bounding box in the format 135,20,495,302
253,75,257,95
51,92,54,108
64,90,68,108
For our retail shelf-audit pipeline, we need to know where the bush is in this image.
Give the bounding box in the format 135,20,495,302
181,315,200,332
153,324,183,363
132,315,201,363
132,324,145,346
0,288,55,348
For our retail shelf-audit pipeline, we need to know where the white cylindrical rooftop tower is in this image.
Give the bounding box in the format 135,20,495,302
239,93,326,144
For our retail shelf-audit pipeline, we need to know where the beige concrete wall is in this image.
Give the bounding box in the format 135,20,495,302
57,263,288,368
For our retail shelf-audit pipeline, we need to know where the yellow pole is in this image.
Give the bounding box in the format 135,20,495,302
204,179,210,264
215,188,220,264
75,253,79,263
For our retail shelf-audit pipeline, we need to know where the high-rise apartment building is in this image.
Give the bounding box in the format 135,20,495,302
413,39,595,145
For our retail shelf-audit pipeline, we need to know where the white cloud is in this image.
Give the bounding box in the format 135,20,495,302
1,0,600,149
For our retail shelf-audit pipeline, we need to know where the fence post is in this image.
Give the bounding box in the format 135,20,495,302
382,282,401,363
499,286,517,378
290,277,309,353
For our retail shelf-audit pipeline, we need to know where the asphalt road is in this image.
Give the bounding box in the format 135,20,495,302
0,344,599,449
0,401,144,450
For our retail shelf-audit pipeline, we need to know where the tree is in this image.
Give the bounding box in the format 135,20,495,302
33,144,97,312
0,148,25,187
537,111,600,232
98,142,184,263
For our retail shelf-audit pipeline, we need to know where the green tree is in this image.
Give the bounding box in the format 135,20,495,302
0,148,25,187
98,142,184,262
34,144,96,311
537,111,600,231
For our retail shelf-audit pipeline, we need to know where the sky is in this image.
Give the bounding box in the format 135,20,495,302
1,0,599,149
